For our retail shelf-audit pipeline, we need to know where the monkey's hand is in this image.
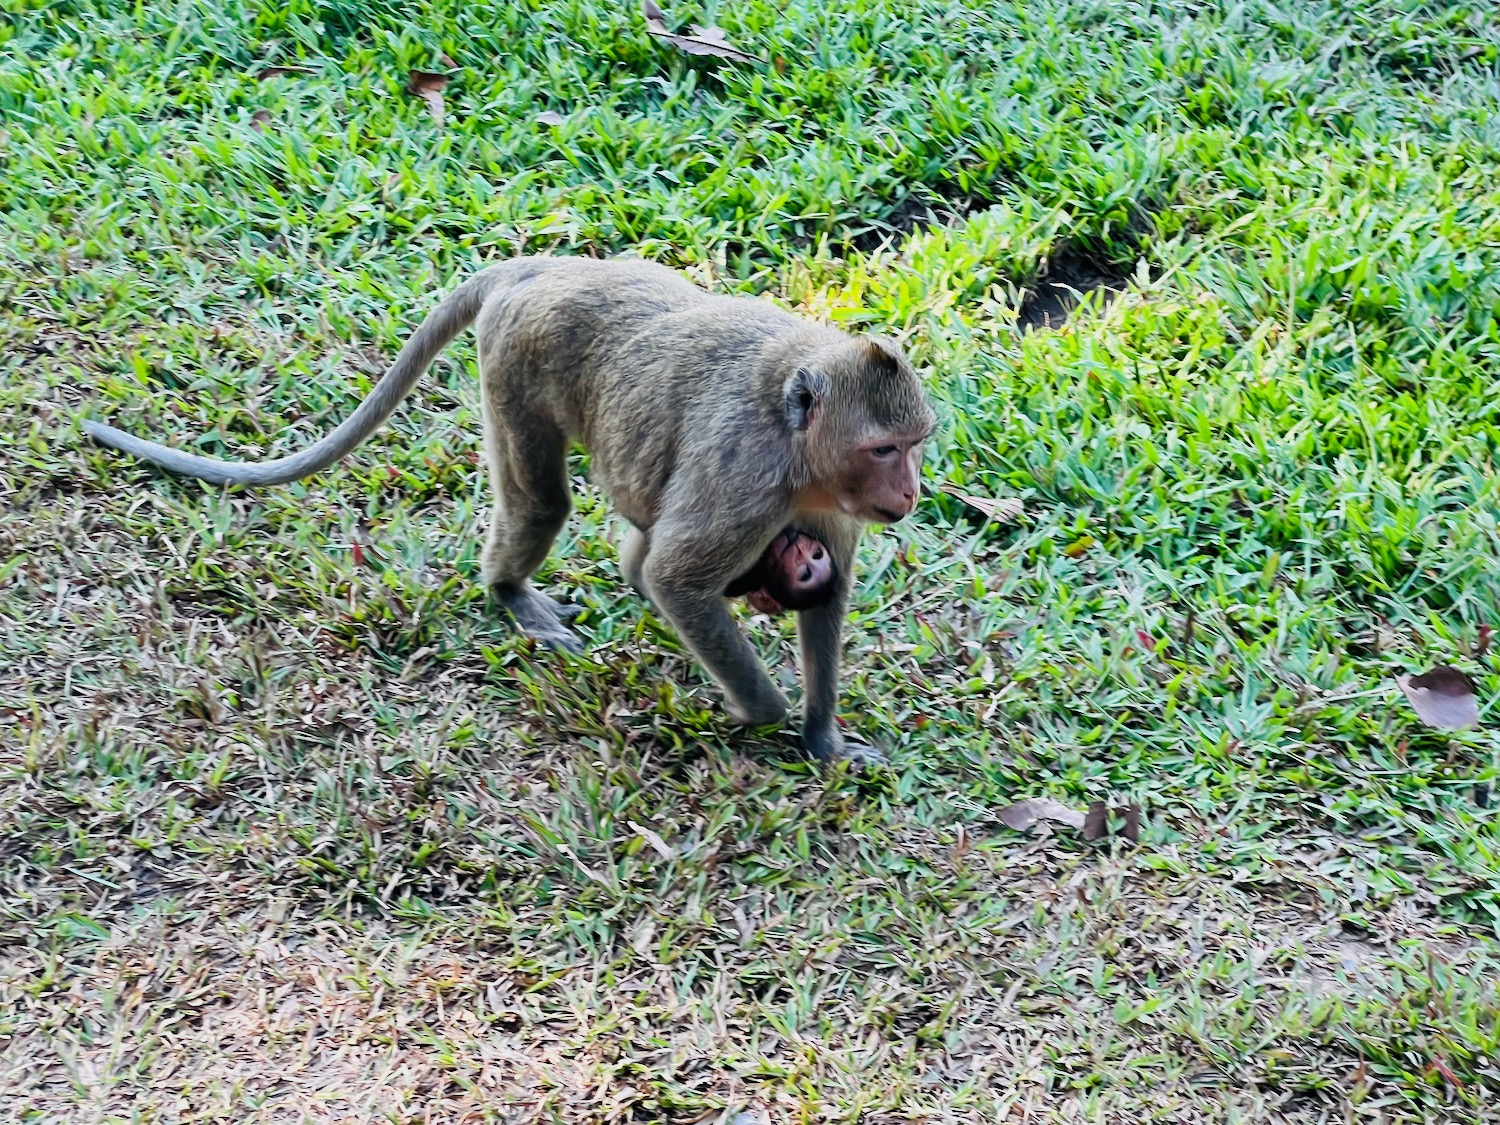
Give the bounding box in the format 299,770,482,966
744,589,788,615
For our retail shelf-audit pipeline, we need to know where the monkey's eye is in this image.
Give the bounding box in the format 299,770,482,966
871,444,898,457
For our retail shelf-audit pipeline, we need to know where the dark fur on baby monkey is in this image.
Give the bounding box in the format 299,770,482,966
82,257,935,765
725,527,835,615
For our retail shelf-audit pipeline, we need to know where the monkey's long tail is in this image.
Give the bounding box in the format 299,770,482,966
81,265,511,486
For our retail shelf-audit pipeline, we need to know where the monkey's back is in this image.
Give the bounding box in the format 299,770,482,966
474,257,826,529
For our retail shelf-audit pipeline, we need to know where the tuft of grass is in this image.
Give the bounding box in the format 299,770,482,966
3,0,1500,1120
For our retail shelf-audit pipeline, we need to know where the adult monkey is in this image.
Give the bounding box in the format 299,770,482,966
83,258,936,764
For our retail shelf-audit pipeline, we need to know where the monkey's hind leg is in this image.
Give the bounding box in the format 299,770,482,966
480,418,584,654
620,525,653,603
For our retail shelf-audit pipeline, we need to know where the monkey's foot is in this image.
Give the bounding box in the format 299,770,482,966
724,690,790,728
804,728,886,768
494,585,585,654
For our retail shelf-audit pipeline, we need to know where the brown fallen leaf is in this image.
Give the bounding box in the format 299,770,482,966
256,65,316,80
627,820,673,860
1083,801,1142,843
535,110,567,126
1396,665,1480,731
940,482,1023,523
407,70,449,125
249,109,271,133
1082,801,1106,840
642,0,761,64
996,797,1085,833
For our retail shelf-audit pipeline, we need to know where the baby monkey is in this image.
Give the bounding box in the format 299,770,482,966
726,527,835,615
83,257,935,764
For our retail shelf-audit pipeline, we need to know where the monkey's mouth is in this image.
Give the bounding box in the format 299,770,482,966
872,506,904,523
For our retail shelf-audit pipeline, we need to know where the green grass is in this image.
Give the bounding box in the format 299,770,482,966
4,0,1500,1119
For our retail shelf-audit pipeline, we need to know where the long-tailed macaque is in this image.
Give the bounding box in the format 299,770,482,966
83,257,936,764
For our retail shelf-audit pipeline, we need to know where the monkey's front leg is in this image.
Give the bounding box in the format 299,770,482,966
642,547,789,727
795,520,882,766
796,596,883,766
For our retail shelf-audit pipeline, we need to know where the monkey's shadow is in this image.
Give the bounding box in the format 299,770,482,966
496,588,896,783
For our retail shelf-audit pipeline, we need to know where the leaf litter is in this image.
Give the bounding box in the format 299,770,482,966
1396,665,1480,731
407,70,449,126
255,65,316,80
641,0,761,64
996,797,1085,833
940,482,1024,523
1083,801,1142,843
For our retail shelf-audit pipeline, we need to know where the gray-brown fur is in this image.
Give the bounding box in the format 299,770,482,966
83,257,936,764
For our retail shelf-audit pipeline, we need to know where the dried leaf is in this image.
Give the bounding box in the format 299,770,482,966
1083,801,1142,842
642,0,761,64
407,70,449,126
256,65,316,80
940,482,1024,523
1082,801,1107,841
729,903,753,943
535,110,566,126
437,52,459,70
996,797,1085,833
952,822,970,859
249,109,271,133
1426,1055,1466,1092
630,920,656,955
628,820,672,860
1396,666,1480,731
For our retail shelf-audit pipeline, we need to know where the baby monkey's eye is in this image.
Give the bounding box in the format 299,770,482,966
872,445,898,457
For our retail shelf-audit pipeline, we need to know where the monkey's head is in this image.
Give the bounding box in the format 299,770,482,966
785,336,936,525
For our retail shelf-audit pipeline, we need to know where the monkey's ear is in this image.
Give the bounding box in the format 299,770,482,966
784,367,828,431
863,337,902,377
